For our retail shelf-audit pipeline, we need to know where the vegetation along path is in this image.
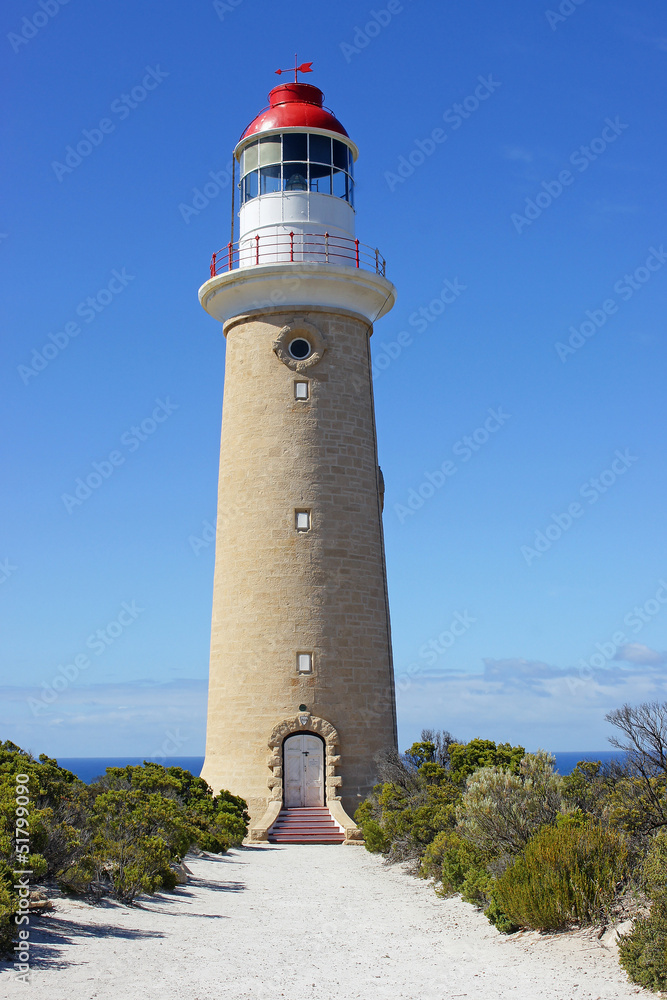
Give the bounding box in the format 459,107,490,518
1,844,652,1000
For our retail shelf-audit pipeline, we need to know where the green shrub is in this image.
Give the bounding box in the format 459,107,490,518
1,743,248,913
354,798,387,852
494,821,628,930
457,751,565,858
421,830,494,907
72,787,193,902
618,907,667,992
447,739,525,786
637,831,667,905
484,895,519,934
105,835,177,903
618,833,667,992
96,763,249,852
363,820,390,854
0,742,85,951
0,870,16,956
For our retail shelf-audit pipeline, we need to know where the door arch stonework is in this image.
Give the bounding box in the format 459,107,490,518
267,713,342,806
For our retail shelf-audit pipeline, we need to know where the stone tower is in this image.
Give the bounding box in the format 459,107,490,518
199,69,397,841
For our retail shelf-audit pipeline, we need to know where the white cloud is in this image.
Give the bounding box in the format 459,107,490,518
395,657,667,751
614,643,667,666
0,679,207,757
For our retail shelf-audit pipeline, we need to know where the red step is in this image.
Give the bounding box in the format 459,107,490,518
268,807,345,844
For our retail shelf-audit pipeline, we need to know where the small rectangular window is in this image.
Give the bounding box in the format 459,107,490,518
297,652,313,674
294,381,309,400
295,510,310,532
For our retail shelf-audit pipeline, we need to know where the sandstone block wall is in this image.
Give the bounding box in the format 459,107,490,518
200,306,398,824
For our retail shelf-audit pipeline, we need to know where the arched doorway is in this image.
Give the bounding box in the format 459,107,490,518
283,733,325,807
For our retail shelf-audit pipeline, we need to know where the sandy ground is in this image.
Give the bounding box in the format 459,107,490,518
0,845,655,1000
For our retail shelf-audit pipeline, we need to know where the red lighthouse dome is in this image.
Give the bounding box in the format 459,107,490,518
240,83,349,141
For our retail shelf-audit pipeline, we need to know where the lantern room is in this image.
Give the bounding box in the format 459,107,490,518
200,68,395,325
234,82,358,267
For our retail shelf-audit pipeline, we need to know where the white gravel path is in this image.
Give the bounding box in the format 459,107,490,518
0,845,652,1000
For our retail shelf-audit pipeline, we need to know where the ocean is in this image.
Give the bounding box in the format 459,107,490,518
58,757,206,784
57,751,624,784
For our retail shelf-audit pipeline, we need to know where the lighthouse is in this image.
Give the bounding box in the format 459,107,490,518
199,64,398,843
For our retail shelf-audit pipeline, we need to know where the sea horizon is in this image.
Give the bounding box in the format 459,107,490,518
56,750,625,785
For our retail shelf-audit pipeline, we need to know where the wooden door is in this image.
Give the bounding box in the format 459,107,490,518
284,734,324,807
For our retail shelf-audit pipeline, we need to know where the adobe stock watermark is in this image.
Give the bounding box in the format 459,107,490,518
61,398,179,513
395,610,477,694
17,268,135,385
370,277,467,380
339,0,407,63
13,774,32,983
511,117,629,234
8,0,71,54
213,0,244,21
521,449,638,566
566,579,667,695
189,517,217,556
27,601,145,715
555,245,667,362
385,75,501,192
545,0,587,31
179,162,234,224
394,407,511,523
148,728,190,765
51,66,169,181
0,558,17,584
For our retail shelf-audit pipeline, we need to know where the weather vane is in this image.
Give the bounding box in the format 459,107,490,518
275,55,313,84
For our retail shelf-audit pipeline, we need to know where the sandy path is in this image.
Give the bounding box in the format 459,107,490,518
0,845,651,1000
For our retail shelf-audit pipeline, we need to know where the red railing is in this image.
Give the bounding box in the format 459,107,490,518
209,232,386,278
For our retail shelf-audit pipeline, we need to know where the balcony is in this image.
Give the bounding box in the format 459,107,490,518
210,231,387,278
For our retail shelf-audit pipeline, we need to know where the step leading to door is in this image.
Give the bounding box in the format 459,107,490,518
267,807,345,844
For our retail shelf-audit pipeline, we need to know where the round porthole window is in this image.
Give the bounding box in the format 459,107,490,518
273,321,326,370
288,338,311,360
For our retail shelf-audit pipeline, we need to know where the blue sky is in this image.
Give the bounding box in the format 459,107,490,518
2,0,666,759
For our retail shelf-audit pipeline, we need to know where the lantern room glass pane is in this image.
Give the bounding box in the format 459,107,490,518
333,140,348,170
284,163,308,191
332,169,349,200
309,162,331,194
242,171,258,202
283,133,308,161
242,141,258,174
347,148,354,176
309,134,332,164
259,136,281,166
260,164,281,194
